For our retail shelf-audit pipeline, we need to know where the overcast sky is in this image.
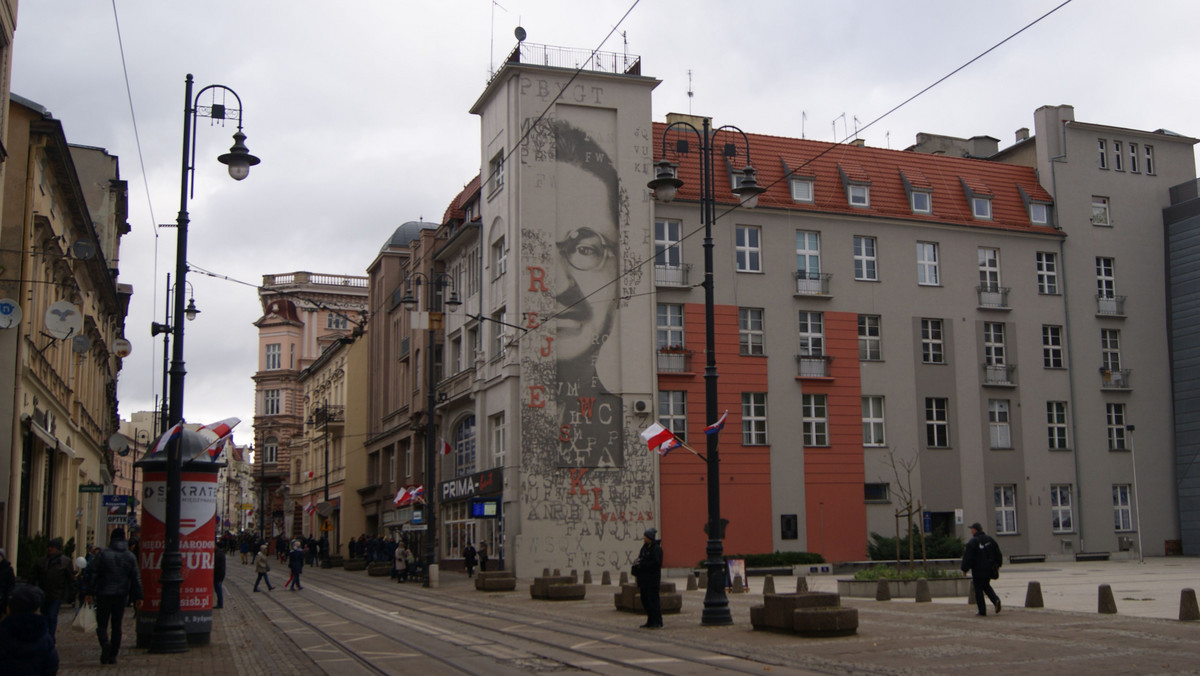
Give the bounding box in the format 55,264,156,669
12,0,1200,446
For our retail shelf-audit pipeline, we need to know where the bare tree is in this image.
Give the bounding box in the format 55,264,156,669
884,448,926,569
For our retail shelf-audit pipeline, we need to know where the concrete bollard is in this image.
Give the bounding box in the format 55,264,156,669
914,578,932,603
686,574,698,591
1180,588,1199,621
762,575,776,595
1098,584,1118,614
542,568,550,578
698,571,708,589
731,574,745,593
583,570,593,585
875,579,892,601
570,569,578,583
601,570,612,586
619,571,629,586
553,568,561,576
1025,581,1044,608
796,576,808,593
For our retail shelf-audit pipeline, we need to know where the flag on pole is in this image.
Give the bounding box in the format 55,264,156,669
704,410,729,435
149,422,184,458
440,438,452,455
303,500,314,515
657,436,681,456
306,470,314,479
393,487,409,506
410,485,425,504
640,422,677,453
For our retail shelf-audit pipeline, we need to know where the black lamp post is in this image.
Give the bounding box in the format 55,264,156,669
400,271,461,587
307,400,335,564
151,73,260,654
151,276,200,436
647,118,764,625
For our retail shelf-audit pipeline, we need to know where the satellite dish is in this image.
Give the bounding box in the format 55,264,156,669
515,26,527,42
70,240,95,260
0,299,21,329
108,433,130,456
44,301,82,339
113,338,132,358
72,334,92,354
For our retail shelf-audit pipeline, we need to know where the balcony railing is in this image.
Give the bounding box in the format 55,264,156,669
655,264,691,287
656,350,692,373
1100,368,1132,390
795,354,831,377
1097,295,1126,317
982,363,1015,386
977,285,1011,309
795,271,832,296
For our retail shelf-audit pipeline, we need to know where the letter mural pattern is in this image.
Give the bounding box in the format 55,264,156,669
515,111,655,575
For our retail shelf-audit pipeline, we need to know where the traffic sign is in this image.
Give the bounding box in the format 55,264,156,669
320,520,333,532
102,494,128,507
79,484,103,493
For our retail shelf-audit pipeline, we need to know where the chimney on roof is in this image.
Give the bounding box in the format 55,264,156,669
1015,127,1030,142
850,138,866,147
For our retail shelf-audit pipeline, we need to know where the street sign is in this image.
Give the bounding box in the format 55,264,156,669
401,524,427,532
103,494,128,507
79,484,103,493
320,520,333,532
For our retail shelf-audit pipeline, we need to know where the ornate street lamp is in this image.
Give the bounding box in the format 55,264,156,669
647,118,764,625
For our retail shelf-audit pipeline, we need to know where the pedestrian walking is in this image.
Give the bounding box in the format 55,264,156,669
0,584,58,674
83,528,143,665
31,537,74,644
0,548,15,616
478,541,489,572
213,546,226,609
463,542,477,578
961,522,1003,616
240,538,250,565
631,528,663,628
252,545,274,591
286,541,305,590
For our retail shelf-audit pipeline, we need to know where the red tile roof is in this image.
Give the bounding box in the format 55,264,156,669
441,173,481,225
651,122,1057,235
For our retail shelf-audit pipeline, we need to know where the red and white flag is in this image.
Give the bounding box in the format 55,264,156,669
304,500,315,515
393,487,409,506
440,438,452,455
640,423,677,453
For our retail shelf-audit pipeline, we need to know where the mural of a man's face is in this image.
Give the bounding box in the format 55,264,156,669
554,162,619,365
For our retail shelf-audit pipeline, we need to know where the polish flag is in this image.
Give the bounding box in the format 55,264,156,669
440,438,453,455
306,470,315,479
640,423,677,453
393,487,409,506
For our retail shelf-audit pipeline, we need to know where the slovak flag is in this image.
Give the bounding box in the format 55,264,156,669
440,438,452,456
409,485,425,504
640,422,677,453
705,410,729,436
304,500,315,515
393,487,409,506
149,422,184,458
657,436,681,456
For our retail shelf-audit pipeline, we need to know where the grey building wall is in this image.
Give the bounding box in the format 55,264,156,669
1166,178,1200,555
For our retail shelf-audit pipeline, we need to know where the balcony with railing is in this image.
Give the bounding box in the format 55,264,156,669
794,271,832,297
1096,295,1126,317
655,264,691,288
977,285,1011,310
656,348,693,373
982,363,1016,386
1100,368,1132,390
795,354,832,378
492,42,642,82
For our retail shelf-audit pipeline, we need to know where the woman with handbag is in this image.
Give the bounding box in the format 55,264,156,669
253,544,274,592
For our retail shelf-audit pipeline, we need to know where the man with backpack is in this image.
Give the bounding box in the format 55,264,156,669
961,522,1003,616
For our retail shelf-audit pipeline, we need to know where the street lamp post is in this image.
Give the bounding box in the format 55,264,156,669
400,272,461,587
151,276,200,436
307,401,334,564
151,73,260,654
647,118,764,626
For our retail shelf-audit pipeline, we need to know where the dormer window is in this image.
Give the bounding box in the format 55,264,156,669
791,178,814,203
848,184,870,207
911,191,932,214
972,197,992,220
1029,203,1049,225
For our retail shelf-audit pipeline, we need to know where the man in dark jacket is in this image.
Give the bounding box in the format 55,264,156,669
632,528,664,628
961,522,1003,616
31,537,74,644
85,528,143,665
0,584,58,675
286,540,305,590
213,546,227,609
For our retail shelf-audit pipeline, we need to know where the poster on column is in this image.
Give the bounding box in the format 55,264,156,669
136,469,218,640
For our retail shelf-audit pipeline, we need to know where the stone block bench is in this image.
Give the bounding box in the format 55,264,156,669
1009,554,1046,564
343,559,367,571
613,582,683,614
367,562,394,577
530,575,585,600
750,592,858,637
1076,552,1111,562
475,570,517,592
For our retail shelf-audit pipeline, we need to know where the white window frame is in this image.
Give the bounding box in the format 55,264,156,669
1106,403,1127,450
972,196,993,220
327,313,348,330
798,311,824,357
491,236,506,278
1036,252,1059,295
790,178,814,203
265,343,281,370
654,218,682,268
1051,484,1074,533
921,318,945,364
910,190,932,214
1098,139,1108,169
795,230,821,280
1113,484,1134,531
925,397,949,448
742,393,768,445
1145,145,1155,175
848,184,870,207
1047,401,1069,450
488,151,505,194
917,242,940,286
984,322,1007,367
735,225,762,273
492,309,507,359
1129,142,1139,173
1101,329,1122,371
489,412,506,469
656,303,685,350
978,248,1001,292
1042,325,1064,369
1030,202,1049,225
862,396,886,447
988,399,1012,449
853,235,878,281
994,484,1018,535
1096,257,1116,299
802,394,829,447
739,307,765,356
659,391,687,441
264,389,281,416
858,314,881,361
264,437,278,464
1113,141,1124,171
1092,196,1111,226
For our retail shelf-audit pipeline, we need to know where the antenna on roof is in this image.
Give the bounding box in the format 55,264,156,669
886,131,891,149
801,111,807,140
687,70,694,115
833,112,846,142
488,0,510,79
853,115,861,140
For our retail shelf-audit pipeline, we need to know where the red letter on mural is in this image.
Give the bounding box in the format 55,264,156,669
540,336,554,357
528,385,546,408
590,487,603,511
558,424,571,442
527,266,548,292
568,468,589,495
577,396,596,421
523,312,540,329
